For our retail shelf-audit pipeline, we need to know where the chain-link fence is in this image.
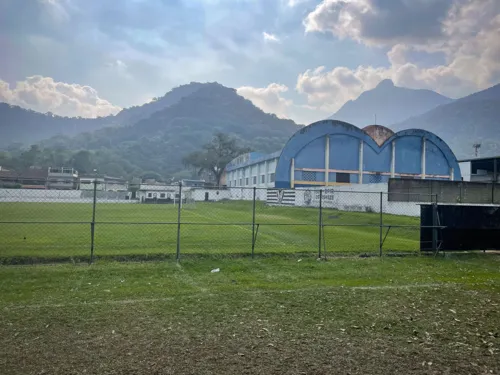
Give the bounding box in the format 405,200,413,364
0,178,444,262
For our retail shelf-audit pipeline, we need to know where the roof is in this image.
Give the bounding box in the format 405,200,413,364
458,156,500,163
0,168,48,180
226,150,281,172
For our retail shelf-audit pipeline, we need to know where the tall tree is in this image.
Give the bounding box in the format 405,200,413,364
183,133,250,186
69,150,94,174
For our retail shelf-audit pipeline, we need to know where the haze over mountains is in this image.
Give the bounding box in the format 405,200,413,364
329,79,454,126
0,80,499,179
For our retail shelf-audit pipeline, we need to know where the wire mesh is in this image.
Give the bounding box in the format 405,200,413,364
0,179,451,261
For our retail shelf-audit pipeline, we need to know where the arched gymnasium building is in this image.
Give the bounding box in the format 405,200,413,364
224,120,461,189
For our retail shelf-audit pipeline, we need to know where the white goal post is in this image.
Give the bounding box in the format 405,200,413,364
173,189,196,209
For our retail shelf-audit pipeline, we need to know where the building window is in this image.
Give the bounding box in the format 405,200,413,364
270,173,275,183
303,171,317,181
261,175,265,184
239,178,242,186
147,193,152,198
336,173,350,183
252,176,257,185
245,177,249,186
160,193,166,198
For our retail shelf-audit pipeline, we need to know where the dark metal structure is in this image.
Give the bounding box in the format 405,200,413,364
421,204,500,251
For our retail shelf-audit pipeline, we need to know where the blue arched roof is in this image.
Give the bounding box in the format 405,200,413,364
275,120,461,188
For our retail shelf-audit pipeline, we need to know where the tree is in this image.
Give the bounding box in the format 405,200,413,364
183,133,250,187
69,150,94,174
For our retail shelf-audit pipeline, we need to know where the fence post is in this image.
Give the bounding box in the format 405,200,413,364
89,178,97,264
432,202,438,252
318,190,323,259
379,192,383,257
251,187,256,258
176,182,182,262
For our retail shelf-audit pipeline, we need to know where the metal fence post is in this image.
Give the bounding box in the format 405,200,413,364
89,178,97,264
251,187,256,258
176,182,182,262
432,202,438,252
318,190,323,259
379,192,383,257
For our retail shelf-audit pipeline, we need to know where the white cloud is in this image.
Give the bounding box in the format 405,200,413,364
286,0,309,7
263,32,280,43
0,76,122,118
296,66,390,112
298,0,500,113
237,83,292,118
304,0,455,46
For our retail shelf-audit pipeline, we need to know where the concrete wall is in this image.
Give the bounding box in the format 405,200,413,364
389,179,500,205
0,188,131,203
293,184,423,217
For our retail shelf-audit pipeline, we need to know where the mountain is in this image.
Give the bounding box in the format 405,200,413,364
330,80,453,126
2,83,300,179
392,83,500,160
113,82,206,126
0,103,117,147
0,82,213,147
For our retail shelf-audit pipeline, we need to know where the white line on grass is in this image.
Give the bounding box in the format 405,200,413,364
2,282,461,310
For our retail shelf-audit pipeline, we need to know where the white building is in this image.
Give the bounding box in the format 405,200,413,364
47,167,78,190
225,151,280,188
79,175,129,191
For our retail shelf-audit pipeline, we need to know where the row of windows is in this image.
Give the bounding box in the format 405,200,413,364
228,173,275,187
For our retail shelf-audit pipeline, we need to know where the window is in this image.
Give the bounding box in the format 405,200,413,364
147,193,152,198
234,180,237,187
245,177,249,186
239,178,243,186
270,173,275,183
303,171,317,181
160,193,166,198
336,173,350,183
252,176,257,185
261,175,265,184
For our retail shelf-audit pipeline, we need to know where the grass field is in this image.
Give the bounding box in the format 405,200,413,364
0,201,420,261
1,255,499,374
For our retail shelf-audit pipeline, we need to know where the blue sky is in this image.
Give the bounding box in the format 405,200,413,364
0,0,499,124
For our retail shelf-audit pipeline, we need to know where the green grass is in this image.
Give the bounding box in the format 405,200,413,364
1,256,499,374
0,201,421,260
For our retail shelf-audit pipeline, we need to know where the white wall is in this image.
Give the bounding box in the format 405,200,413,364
290,183,423,217
227,157,278,189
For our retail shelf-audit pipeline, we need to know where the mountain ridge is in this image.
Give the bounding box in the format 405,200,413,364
330,79,454,126
392,82,500,159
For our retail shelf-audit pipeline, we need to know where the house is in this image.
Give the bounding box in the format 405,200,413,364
459,156,499,183
47,167,79,190
136,183,180,203
79,175,129,191
0,166,49,189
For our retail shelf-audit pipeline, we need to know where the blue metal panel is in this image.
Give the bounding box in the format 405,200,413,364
364,143,391,172
294,137,326,169
395,136,422,174
329,135,359,171
426,140,449,176
350,174,359,184
273,120,462,188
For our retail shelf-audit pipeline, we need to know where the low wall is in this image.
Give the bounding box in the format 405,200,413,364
0,189,132,203
389,179,500,205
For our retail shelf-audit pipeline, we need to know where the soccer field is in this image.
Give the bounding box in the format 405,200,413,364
0,200,421,260
1,256,499,374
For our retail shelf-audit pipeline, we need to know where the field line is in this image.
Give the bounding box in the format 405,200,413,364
2,282,461,310
185,209,287,246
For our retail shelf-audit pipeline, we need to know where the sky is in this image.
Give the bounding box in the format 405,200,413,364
0,0,499,124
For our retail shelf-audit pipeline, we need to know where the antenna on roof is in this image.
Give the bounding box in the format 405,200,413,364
374,114,377,125
473,143,481,158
